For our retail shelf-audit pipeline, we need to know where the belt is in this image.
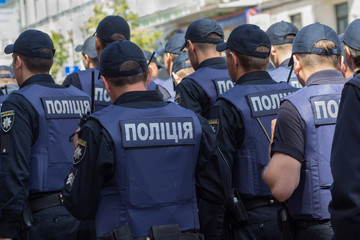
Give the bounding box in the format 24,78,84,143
242,197,279,210
29,192,64,213
99,232,200,240
295,219,330,228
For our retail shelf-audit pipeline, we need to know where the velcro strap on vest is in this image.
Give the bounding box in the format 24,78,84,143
29,192,63,213
242,196,280,210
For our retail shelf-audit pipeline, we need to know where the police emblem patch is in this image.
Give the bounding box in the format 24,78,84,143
208,119,219,134
174,93,181,105
1,110,15,133
65,167,78,192
73,139,87,165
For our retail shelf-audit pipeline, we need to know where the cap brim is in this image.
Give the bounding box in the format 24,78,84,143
4,44,14,54
75,45,83,52
216,42,228,52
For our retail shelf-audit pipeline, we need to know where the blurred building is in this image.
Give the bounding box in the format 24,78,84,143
0,0,358,79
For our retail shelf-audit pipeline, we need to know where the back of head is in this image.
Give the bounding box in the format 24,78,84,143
96,15,130,49
342,19,360,68
217,24,271,71
100,40,148,87
4,29,55,74
184,18,224,53
290,22,341,69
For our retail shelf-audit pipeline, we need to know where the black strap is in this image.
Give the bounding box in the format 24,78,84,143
242,197,279,210
29,192,63,213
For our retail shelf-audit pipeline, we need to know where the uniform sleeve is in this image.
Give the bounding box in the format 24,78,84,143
62,72,82,90
175,78,209,117
270,101,306,163
330,83,360,239
62,119,115,220
195,114,231,240
0,95,38,238
208,99,244,170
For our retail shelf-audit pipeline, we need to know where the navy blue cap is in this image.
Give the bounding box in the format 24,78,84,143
338,33,345,56
289,22,341,66
266,21,298,45
96,16,130,43
172,52,192,73
143,50,164,69
165,33,185,54
0,65,13,74
4,29,55,59
183,18,224,49
75,35,98,59
343,19,360,51
100,40,148,78
217,24,271,58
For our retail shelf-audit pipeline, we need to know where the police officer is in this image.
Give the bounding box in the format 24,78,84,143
0,29,90,239
143,50,172,101
172,51,194,86
330,19,360,240
0,65,18,95
210,24,294,240
175,18,233,118
263,23,346,239
62,40,230,240
266,21,301,88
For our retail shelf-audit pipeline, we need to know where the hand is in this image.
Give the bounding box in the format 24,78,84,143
0,238,13,240
72,127,80,150
270,118,277,143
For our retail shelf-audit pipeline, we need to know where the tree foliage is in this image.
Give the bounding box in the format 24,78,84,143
50,30,71,78
85,0,161,51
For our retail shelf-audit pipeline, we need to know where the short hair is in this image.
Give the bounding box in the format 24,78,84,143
90,57,99,66
194,33,222,52
14,49,53,73
344,43,360,68
298,40,340,68
231,46,270,71
106,60,147,87
98,33,127,49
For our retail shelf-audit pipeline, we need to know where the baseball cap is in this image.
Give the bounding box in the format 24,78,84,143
165,33,185,54
289,22,341,66
4,29,55,59
100,40,148,78
216,24,271,58
143,50,164,69
172,52,192,73
342,19,360,51
266,21,298,45
95,15,130,43
183,18,224,50
75,35,98,59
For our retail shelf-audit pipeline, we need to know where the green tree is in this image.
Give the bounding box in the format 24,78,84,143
85,0,161,51
50,31,71,78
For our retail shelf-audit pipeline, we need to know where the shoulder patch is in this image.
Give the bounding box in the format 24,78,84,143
65,167,78,192
208,119,219,134
73,139,87,165
174,93,181,105
1,110,15,133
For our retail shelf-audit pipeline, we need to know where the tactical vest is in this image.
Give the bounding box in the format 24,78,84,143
78,68,111,112
91,103,202,237
268,66,302,89
220,82,296,197
284,84,344,220
188,67,233,107
16,84,91,192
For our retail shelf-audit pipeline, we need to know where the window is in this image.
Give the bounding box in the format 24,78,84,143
290,13,302,30
335,2,348,34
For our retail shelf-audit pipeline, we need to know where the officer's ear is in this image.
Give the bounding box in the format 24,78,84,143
13,54,23,70
293,54,301,75
145,67,152,87
101,76,111,94
344,46,354,70
187,40,195,53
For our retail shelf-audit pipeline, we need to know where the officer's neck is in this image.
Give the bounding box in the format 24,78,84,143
109,81,147,102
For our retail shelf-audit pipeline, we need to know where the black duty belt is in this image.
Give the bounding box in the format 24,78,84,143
29,192,64,213
242,197,280,210
295,219,330,228
99,232,200,240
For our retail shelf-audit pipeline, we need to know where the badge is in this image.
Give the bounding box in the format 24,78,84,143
208,119,219,134
65,167,78,192
73,139,87,165
1,110,15,133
